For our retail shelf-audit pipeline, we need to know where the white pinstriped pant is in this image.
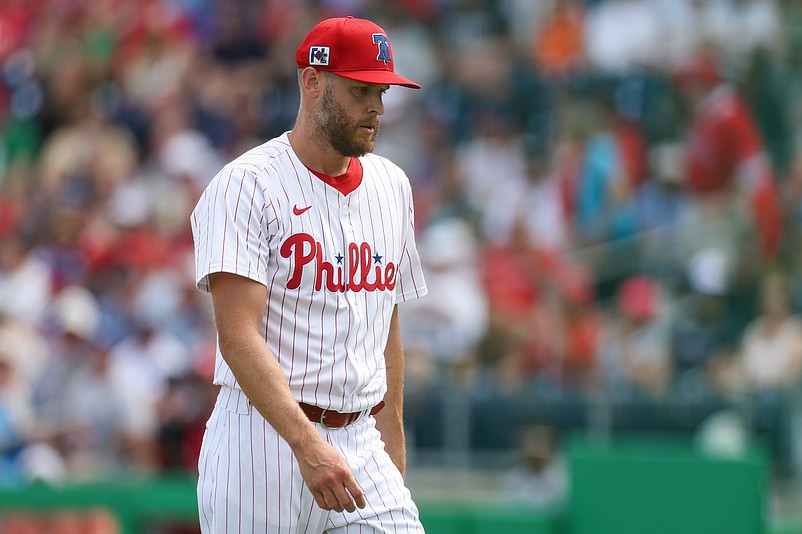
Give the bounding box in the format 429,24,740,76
197,387,425,533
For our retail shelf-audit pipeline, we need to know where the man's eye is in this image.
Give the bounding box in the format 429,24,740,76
353,86,388,98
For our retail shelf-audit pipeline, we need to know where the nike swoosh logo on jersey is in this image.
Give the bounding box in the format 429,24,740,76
293,205,312,216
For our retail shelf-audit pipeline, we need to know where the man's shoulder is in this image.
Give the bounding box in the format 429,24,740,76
221,134,294,176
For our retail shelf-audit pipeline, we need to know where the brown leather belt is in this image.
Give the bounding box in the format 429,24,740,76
299,401,385,428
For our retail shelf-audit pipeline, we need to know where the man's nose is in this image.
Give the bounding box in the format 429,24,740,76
367,93,384,116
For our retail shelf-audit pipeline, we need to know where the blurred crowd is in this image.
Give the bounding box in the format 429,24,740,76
2,0,802,488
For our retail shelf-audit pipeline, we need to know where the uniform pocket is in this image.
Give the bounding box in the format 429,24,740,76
215,386,252,415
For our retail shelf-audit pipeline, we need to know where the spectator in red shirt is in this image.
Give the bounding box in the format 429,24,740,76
677,50,783,261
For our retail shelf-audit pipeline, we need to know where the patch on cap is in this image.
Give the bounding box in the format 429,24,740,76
309,46,330,66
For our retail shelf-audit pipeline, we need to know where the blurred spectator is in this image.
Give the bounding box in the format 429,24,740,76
500,424,566,511
399,216,488,387
572,96,639,246
30,286,127,480
731,271,802,476
156,371,216,472
479,219,542,390
0,349,34,486
485,228,598,392
552,261,600,390
583,0,661,74
0,316,49,421
37,81,138,199
57,347,127,480
598,274,672,399
569,94,643,300
119,18,193,111
530,0,586,78
453,101,529,243
152,89,224,195
675,49,783,262
649,0,700,70
0,233,51,325
107,316,189,471
636,141,689,278
518,131,576,254
736,272,802,392
671,249,743,398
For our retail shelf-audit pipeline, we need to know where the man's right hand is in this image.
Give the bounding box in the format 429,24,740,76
293,434,368,513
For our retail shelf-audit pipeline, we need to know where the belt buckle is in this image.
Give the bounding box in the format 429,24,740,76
319,409,338,429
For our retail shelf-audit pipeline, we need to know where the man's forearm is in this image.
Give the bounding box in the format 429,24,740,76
375,395,406,476
218,331,319,451
375,306,407,476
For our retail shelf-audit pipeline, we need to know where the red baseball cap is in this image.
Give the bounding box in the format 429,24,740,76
617,275,658,321
296,16,421,89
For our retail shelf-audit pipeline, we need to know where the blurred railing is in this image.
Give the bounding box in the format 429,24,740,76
404,377,802,479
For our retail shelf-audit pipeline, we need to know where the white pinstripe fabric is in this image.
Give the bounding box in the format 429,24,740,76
198,387,424,533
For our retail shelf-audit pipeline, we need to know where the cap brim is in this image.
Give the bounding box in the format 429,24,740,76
333,70,421,89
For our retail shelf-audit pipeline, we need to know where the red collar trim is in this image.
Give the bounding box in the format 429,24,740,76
307,158,363,196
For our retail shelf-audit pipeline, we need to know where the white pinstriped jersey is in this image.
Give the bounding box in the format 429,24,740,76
191,132,427,414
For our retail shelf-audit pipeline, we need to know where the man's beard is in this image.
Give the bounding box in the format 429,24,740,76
313,84,379,158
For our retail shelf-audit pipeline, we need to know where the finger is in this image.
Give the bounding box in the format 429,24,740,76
312,489,340,512
344,478,367,510
330,483,357,513
322,488,345,513
340,497,356,513
311,490,330,511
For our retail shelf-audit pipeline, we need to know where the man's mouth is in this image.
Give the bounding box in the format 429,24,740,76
359,121,379,134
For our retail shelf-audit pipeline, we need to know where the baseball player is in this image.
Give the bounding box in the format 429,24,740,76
190,16,428,534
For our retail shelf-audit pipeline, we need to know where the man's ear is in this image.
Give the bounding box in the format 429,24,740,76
300,68,325,97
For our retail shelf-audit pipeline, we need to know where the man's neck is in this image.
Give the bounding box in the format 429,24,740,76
287,126,351,176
